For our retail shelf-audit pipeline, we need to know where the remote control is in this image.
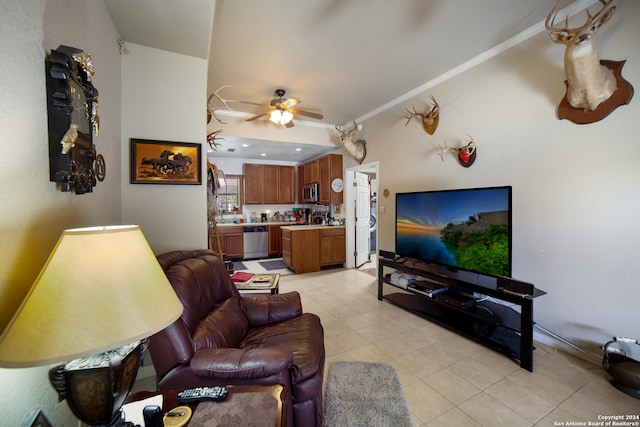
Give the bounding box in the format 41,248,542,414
176,386,229,403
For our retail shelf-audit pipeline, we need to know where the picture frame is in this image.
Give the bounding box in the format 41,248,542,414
130,138,201,185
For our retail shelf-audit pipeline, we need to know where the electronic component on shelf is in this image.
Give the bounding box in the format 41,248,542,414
389,271,416,289
497,276,535,296
407,280,447,297
435,292,478,310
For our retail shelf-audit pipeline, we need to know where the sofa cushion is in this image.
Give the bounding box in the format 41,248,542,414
160,252,240,335
193,298,248,351
240,313,324,384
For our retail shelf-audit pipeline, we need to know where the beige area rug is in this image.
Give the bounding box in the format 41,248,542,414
324,362,412,427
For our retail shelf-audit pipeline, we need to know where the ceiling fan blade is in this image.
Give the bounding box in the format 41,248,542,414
240,100,267,107
285,120,295,128
245,111,270,122
281,97,300,109
290,108,324,120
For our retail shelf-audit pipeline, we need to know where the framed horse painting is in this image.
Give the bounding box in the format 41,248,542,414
130,138,202,185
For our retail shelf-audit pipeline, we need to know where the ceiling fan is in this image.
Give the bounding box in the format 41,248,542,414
244,89,323,127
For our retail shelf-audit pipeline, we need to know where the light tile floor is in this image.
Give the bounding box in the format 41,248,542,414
277,265,639,426
135,260,640,426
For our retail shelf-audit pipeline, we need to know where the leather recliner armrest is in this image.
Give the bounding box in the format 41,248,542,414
241,291,303,328
190,347,293,380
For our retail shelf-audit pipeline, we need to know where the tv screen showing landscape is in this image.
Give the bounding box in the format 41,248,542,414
396,186,512,277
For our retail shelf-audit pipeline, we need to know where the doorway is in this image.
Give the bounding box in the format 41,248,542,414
344,161,379,270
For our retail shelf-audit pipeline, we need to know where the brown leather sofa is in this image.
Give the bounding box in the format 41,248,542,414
148,250,325,427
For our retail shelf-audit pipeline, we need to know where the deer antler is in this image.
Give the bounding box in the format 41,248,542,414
212,85,237,110
207,85,238,124
335,121,358,139
546,0,614,33
437,141,457,161
207,129,224,150
403,106,422,126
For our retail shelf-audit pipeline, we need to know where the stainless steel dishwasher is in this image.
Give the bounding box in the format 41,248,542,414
243,225,268,259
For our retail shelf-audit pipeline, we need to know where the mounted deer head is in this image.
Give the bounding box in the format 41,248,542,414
545,0,617,112
335,121,367,164
438,136,476,168
404,95,439,134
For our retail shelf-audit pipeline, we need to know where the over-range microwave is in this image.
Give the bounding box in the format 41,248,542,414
302,183,318,203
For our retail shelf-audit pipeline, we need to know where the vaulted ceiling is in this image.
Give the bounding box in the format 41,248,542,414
105,0,596,159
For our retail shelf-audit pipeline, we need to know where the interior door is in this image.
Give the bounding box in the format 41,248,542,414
354,171,370,267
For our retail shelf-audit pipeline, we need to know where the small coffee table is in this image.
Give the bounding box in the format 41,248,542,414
235,273,280,295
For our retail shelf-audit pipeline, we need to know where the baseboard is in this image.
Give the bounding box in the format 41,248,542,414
533,328,601,366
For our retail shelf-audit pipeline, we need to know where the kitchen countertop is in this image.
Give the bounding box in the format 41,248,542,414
213,222,345,230
215,221,302,228
217,221,344,230
280,224,345,231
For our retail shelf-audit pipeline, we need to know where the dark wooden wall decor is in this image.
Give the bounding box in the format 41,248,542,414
45,45,102,194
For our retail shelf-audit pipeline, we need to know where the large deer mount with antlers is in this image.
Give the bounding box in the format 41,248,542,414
546,0,633,124
334,121,367,164
404,95,439,134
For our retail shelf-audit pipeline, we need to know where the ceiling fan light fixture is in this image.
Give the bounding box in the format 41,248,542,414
270,109,293,125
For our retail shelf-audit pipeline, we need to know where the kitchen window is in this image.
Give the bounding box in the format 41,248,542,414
215,174,243,215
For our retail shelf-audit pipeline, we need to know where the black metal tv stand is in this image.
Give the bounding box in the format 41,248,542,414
378,257,546,371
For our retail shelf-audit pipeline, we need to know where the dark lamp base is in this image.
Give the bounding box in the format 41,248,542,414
49,340,147,426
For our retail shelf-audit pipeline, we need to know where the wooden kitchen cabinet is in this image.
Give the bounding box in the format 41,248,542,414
297,154,343,204
243,163,262,204
268,225,282,256
282,228,320,274
278,166,295,204
318,154,343,205
282,228,292,267
262,164,279,204
303,159,318,184
243,164,294,204
282,226,345,273
320,227,346,266
210,226,244,260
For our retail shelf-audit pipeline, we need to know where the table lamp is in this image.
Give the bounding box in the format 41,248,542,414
0,225,183,426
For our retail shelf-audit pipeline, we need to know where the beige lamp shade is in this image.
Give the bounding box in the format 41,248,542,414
0,225,183,367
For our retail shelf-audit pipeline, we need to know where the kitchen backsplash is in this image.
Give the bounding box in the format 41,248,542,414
218,203,344,224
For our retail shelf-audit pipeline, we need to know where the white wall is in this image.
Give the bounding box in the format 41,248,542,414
0,1,122,425
0,3,209,424
121,43,209,253
366,0,640,354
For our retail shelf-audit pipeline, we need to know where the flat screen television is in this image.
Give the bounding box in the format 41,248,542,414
395,186,512,278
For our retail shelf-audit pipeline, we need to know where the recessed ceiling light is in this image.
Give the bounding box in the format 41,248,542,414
295,148,302,152
261,153,267,156
242,143,250,147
